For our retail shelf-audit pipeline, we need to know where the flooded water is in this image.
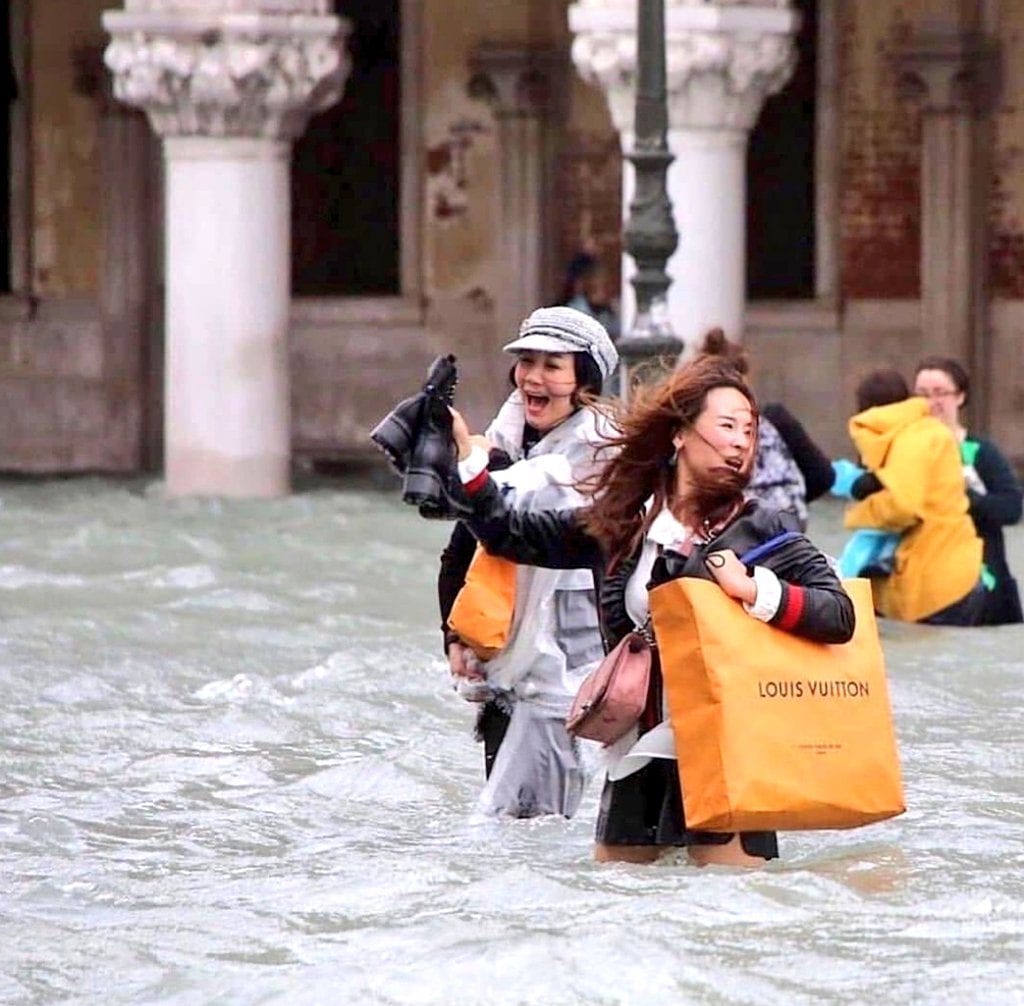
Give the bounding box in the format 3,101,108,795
1,478,1022,1006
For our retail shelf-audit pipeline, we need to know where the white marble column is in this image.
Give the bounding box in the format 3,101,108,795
895,27,997,431
469,45,564,342
569,0,798,348
103,1,348,497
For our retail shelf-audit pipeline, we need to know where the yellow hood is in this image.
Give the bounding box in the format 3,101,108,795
848,397,930,471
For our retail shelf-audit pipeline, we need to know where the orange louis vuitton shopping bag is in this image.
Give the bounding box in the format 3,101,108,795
648,576,905,832
447,545,517,660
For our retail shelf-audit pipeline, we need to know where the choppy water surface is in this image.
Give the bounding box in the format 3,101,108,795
0,479,1022,1006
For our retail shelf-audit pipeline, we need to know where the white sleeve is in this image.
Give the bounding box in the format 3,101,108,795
742,565,783,622
457,444,489,484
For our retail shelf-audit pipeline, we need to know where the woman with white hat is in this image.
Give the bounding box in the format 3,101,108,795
438,306,619,818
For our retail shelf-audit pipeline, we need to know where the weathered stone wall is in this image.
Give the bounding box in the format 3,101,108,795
990,2,1024,298
838,2,923,300
834,0,1024,461
5,0,1024,474
0,0,146,473
988,0,1024,459
293,0,621,453
30,0,107,296
750,0,1024,464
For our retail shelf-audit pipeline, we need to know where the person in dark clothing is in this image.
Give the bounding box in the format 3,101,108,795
447,354,854,866
913,357,1023,625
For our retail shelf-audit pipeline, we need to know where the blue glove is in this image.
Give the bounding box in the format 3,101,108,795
830,458,866,499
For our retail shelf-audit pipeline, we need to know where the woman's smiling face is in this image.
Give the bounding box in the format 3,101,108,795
674,386,756,483
514,351,578,431
913,367,965,429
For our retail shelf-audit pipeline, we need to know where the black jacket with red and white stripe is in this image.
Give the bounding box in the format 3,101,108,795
460,477,855,652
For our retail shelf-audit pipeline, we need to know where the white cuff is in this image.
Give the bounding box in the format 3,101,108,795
743,565,783,622
963,464,987,495
457,444,489,484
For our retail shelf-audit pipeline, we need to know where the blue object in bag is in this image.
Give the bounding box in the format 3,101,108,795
838,528,899,578
739,532,803,566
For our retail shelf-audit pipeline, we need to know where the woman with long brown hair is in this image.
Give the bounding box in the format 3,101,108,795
449,353,854,866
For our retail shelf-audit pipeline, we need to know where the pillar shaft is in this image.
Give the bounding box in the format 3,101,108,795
920,114,974,365
164,137,291,496
895,27,998,431
469,45,564,341
671,128,747,346
497,113,546,331
621,127,746,348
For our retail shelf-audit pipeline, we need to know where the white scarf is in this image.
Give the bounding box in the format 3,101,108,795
479,393,618,712
485,390,615,474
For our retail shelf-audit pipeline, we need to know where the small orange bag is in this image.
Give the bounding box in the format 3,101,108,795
447,545,517,660
648,577,905,832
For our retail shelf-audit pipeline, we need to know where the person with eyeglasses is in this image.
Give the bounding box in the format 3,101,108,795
912,357,1023,625
830,369,986,625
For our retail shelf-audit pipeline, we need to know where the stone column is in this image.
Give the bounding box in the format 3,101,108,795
469,45,564,342
894,27,998,431
569,0,798,348
103,1,349,497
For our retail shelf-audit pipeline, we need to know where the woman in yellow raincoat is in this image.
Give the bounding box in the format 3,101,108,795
831,369,985,625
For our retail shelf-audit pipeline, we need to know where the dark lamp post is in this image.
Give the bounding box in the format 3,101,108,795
618,0,681,399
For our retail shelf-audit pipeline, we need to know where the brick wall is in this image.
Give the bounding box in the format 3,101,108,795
839,3,922,299
990,2,1024,298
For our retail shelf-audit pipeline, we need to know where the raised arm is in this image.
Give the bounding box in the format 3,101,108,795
450,407,604,570
460,474,603,570
762,403,835,502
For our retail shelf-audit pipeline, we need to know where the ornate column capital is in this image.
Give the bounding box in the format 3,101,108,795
569,0,798,135
102,0,350,139
893,26,999,115
468,44,566,120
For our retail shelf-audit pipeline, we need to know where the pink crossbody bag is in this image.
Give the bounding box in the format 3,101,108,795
565,617,653,745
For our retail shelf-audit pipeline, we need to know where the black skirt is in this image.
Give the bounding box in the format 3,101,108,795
593,653,779,860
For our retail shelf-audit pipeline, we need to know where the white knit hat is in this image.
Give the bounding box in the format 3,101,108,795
502,306,619,380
